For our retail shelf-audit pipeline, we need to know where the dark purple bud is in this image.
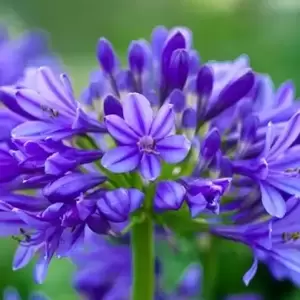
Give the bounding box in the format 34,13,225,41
128,41,147,74
177,264,202,297
182,108,197,129
103,94,123,117
205,71,255,121
196,65,213,98
169,27,193,49
161,31,186,79
201,128,221,161
154,181,186,211
43,173,106,203
97,188,144,222
168,89,185,113
97,38,116,74
189,50,201,75
168,49,189,90
151,26,168,59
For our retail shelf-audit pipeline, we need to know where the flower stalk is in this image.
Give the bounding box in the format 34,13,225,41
131,214,155,300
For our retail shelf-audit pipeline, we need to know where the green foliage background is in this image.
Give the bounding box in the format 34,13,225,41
0,0,300,298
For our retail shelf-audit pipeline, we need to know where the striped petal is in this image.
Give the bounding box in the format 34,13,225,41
150,103,175,140
101,146,141,173
105,115,138,144
123,93,153,135
260,182,286,218
139,154,161,181
156,135,191,163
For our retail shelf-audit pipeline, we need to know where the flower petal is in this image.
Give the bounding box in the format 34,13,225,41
34,255,50,284
45,152,77,176
103,94,123,117
43,173,106,203
243,256,258,286
105,114,138,144
156,135,191,163
150,103,175,140
37,67,76,110
168,89,185,113
97,188,144,222
13,244,36,270
12,121,65,140
101,146,141,173
139,154,161,181
97,38,117,74
206,70,255,120
123,93,153,135
268,112,300,158
267,172,300,196
187,193,207,218
0,110,23,141
260,182,286,218
154,181,185,211
15,89,51,120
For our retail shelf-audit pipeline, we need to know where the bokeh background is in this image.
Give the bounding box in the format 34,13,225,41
0,0,300,299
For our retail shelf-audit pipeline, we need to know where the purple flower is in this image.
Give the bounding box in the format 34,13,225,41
1,67,105,140
10,139,103,181
181,177,231,217
1,24,300,294
232,112,300,217
212,196,300,286
101,93,191,180
1,173,113,284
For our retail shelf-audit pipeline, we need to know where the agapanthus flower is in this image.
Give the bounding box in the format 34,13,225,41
101,93,191,180
0,24,300,298
212,196,300,286
0,172,144,283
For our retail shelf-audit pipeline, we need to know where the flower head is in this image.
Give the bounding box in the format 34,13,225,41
0,24,300,296
101,93,190,180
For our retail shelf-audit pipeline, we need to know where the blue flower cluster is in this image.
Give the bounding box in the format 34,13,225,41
0,24,299,299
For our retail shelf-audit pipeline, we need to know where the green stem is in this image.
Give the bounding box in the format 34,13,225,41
131,215,154,300
203,235,218,300
131,185,155,300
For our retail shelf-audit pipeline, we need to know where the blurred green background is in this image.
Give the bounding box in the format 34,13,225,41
0,0,300,299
